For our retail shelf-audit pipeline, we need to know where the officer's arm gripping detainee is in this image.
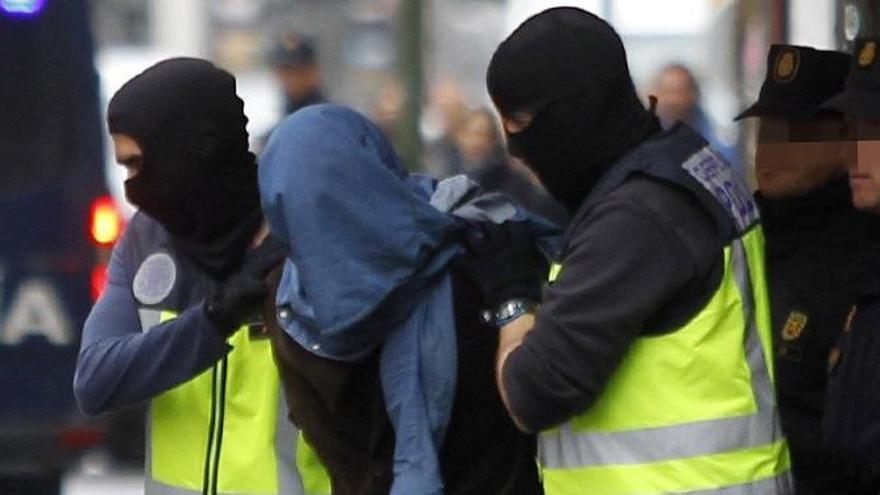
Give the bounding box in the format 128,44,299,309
496,178,723,432
73,228,231,416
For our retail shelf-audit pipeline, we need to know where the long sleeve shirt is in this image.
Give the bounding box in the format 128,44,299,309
73,214,230,415
503,176,725,431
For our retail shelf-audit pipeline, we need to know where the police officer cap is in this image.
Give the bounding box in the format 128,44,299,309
821,38,880,119
269,31,317,68
735,44,850,120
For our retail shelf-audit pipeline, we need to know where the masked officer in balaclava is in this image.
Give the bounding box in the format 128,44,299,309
73,58,305,495
459,8,793,493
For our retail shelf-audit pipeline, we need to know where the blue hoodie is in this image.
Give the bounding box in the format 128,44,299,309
259,104,560,494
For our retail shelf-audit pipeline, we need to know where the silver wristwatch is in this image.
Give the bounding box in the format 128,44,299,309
492,299,536,327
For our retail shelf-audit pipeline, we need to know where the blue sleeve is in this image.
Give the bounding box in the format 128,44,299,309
73,233,231,416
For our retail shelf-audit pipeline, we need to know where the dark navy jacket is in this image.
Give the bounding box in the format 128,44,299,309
74,212,229,414
824,239,880,493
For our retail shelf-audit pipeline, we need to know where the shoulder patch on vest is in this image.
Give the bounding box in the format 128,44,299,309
133,252,177,306
681,147,758,232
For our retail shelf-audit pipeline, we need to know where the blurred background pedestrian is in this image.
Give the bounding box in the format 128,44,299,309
269,31,326,117
453,107,568,226
650,63,743,175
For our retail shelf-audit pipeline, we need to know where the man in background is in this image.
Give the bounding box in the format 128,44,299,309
453,107,568,227
651,63,742,174
269,31,325,116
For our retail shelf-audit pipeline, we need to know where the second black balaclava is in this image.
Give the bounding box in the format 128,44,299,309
108,58,262,280
486,7,661,213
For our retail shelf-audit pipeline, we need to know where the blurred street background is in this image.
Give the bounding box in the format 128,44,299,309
88,0,845,197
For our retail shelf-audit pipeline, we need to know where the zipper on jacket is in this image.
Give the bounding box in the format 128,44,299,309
202,356,229,495
211,356,229,494
202,364,219,495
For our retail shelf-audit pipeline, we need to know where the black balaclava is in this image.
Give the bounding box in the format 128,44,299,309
486,7,661,213
108,58,262,280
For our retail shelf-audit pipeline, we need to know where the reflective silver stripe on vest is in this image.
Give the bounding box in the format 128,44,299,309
145,477,202,495
276,390,306,495
730,239,777,419
539,237,787,470
685,471,794,495
139,308,163,333
146,476,272,495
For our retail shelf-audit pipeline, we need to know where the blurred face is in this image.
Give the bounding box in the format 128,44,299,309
112,133,143,179
430,78,466,131
275,64,320,102
848,121,880,213
754,118,848,198
371,82,403,136
653,67,698,125
455,112,498,163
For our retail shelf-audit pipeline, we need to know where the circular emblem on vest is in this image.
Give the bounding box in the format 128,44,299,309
773,48,800,83
133,252,177,306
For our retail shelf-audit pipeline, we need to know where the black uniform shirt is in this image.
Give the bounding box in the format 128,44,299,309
823,239,880,493
503,175,725,431
756,177,878,488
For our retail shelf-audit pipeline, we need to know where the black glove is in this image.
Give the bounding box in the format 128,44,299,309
203,236,286,335
455,221,548,312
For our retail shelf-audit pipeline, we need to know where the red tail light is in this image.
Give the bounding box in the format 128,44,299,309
59,426,105,451
91,263,108,301
89,195,124,301
89,195,124,246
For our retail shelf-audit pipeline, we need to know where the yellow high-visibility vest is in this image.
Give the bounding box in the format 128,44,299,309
139,310,313,495
540,227,792,494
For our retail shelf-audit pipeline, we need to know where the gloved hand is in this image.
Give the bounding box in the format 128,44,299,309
203,235,286,336
455,221,548,313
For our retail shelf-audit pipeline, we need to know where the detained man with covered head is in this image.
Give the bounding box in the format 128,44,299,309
459,7,793,494
257,103,549,495
74,58,305,495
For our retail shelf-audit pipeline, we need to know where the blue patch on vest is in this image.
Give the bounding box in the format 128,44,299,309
682,147,759,232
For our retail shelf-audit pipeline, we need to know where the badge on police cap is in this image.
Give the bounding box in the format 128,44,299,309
773,48,800,83
133,252,177,306
782,311,808,341
859,41,876,67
